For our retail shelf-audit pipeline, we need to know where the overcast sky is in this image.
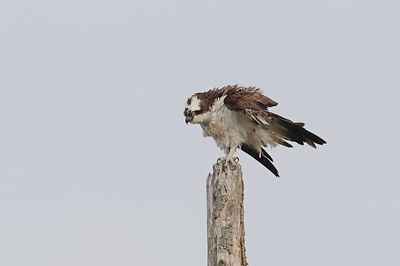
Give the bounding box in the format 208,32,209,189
0,0,399,265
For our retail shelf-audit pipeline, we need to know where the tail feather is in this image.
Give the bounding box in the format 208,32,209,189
269,112,326,148
240,144,279,177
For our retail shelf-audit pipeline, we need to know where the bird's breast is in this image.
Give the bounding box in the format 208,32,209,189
201,105,249,150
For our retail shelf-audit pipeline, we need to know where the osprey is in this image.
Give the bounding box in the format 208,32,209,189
184,85,326,177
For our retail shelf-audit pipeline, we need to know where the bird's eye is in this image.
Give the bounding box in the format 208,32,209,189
191,111,196,116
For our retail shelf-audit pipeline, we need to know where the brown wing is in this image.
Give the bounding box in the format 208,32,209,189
223,85,326,148
223,85,277,112
223,85,277,126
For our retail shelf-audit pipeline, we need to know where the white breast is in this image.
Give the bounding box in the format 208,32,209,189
201,97,250,151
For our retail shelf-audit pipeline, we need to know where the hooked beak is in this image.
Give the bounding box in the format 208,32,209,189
185,116,192,124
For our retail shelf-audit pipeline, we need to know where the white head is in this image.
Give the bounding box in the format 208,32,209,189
184,94,212,124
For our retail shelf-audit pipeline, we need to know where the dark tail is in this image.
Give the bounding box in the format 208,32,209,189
240,144,279,177
269,112,327,148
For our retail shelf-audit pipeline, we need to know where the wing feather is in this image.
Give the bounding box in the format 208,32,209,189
240,144,279,177
223,86,277,126
223,85,277,112
268,112,327,147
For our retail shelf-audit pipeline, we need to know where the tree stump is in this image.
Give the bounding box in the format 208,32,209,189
207,160,248,266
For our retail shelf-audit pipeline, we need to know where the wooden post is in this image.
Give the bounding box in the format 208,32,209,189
207,160,248,266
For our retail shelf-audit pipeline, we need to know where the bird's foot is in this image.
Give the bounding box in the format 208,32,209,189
225,155,239,170
224,146,238,168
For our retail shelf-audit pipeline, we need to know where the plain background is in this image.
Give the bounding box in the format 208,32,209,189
1,0,399,265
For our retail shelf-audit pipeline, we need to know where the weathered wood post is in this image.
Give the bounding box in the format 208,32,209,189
207,160,248,266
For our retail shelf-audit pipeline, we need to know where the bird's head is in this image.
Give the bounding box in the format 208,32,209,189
184,94,211,125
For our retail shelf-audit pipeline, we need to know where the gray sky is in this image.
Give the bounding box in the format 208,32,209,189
0,0,399,265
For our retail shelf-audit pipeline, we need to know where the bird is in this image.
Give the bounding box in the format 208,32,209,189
183,84,326,177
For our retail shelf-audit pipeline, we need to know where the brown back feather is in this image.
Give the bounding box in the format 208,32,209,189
223,85,278,112
195,84,278,114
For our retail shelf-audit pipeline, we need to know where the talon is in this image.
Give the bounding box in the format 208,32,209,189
228,160,237,170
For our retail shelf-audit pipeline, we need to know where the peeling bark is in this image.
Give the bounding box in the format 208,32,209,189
207,160,248,266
